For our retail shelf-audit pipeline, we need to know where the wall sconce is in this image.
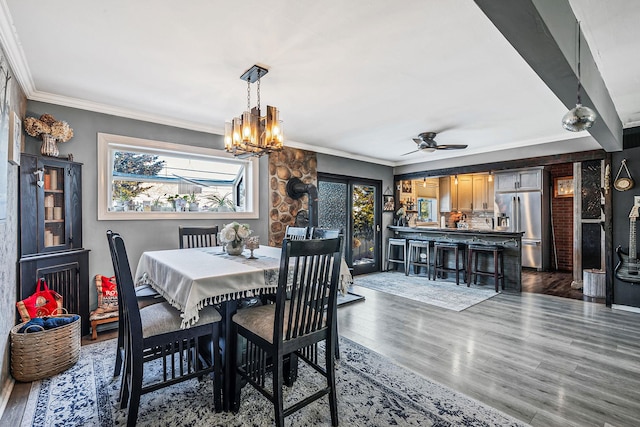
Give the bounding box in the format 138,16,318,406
454,175,458,185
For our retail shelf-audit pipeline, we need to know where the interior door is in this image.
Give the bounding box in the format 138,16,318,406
317,174,382,276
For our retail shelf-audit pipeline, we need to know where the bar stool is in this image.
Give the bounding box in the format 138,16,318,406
386,238,407,272
407,240,434,279
434,242,467,285
467,244,505,292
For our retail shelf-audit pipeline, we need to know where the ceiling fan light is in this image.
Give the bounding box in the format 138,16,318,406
562,103,597,132
422,147,436,153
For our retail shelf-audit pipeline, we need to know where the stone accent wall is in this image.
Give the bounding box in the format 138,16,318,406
268,147,317,247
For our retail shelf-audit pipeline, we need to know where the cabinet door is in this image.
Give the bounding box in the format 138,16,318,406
472,175,487,211
439,176,452,212
517,169,542,191
41,160,70,252
486,176,494,211
495,172,517,192
457,175,473,211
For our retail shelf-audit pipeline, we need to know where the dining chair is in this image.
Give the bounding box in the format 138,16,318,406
233,237,343,427
106,230,165,381
110,232,223,426
179,225,219,248
284,225,308,240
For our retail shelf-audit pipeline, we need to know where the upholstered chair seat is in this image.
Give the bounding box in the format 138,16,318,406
140,303,221,338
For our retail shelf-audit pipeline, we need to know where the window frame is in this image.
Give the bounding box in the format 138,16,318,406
97,133,259,220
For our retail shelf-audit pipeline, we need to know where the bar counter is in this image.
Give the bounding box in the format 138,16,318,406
388,226,524,291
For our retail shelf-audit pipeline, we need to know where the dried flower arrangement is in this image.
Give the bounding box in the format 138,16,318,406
24,113,74,142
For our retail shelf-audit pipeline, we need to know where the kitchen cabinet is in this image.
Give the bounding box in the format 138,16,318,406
472,174,494,211
439,176,457,212
456,175,473,211
19,154,90,335
494,168,543,192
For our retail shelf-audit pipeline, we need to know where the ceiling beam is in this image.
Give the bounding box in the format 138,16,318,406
474,0,622,152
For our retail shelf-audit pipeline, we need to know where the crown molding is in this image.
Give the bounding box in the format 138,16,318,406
0,0,35,95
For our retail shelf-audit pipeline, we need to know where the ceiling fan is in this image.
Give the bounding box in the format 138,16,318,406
402,131,468,155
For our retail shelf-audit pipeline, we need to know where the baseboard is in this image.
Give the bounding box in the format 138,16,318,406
0,376,15,420
612,304,640,314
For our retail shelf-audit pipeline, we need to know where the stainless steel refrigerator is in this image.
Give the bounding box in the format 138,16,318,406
494,179,549,270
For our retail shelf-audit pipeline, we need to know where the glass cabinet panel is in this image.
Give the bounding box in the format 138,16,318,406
43,165,66,248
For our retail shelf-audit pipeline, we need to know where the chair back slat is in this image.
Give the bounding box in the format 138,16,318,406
179,226,219,249
277,237,343,343
110,234,144,339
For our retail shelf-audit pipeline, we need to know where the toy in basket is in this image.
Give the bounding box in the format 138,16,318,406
10,311,81,382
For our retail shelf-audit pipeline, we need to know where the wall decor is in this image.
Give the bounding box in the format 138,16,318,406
401,180,412,193
0,55,11,221
9,110,20,165
383,194,394,212
613,159,634,191
554,176,574,198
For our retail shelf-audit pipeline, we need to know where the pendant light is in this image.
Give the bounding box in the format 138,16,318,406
562,21,597,132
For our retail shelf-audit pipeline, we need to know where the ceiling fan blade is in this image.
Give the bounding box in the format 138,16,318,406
401,149,419,156
436,144,468,150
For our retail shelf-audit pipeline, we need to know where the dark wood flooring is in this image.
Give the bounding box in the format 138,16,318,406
521,268,605,303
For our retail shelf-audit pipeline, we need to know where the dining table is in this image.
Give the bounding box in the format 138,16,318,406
134,243,351,411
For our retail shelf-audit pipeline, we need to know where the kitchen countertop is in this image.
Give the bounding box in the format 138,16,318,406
388,225,524,237
387,225,523,291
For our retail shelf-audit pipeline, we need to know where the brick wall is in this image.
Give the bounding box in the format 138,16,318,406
549,163,573,271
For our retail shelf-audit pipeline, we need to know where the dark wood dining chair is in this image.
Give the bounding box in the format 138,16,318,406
106,230,164,383
179,225,219,248
233,237,343,427
109,232,223,426
284,225,308,240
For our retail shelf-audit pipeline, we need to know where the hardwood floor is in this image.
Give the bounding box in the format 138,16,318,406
5,273,636,426
339,276,640,427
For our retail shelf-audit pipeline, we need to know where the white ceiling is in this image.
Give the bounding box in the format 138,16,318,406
1,0,638,167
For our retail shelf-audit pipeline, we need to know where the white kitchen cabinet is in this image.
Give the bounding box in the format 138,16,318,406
472,174,494,211
457,175,473,211
494,168,542,192
439,176,457,212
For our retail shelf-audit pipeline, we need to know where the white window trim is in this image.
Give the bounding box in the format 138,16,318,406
97,133,259,220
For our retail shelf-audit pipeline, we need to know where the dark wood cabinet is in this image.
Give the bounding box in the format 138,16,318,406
18,154,89,335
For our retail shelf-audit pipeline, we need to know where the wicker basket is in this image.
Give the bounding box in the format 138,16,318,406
10,314,81,382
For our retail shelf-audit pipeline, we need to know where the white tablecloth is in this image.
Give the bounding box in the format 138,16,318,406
135,245,352,328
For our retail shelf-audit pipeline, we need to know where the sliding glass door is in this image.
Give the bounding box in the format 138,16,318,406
317,174,381,275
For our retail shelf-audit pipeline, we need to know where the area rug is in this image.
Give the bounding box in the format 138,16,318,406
21,338,527,427
354,272,500,311
337,291,365,307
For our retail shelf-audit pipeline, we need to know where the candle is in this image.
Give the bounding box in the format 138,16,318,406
54,207,63,220
50,169,58,190
45,230,53,247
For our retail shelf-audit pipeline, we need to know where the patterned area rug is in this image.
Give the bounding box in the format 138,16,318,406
21,338,528,427
354,272,500,311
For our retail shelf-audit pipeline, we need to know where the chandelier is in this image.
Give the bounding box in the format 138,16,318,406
562,21,597,132
224,65,284,157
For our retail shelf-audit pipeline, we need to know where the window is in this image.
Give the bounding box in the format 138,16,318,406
97,133,259,220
